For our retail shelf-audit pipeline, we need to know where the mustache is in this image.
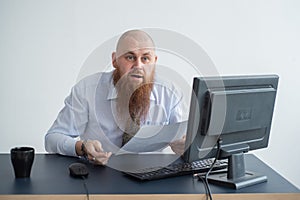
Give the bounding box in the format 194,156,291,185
128,69,144,75
127,69,145,79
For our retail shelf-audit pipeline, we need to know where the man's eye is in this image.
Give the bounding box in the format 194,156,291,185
142,57,150,62
126,55,135,61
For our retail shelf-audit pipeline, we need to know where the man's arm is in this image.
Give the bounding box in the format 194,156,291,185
75,140,84,156
76,140,112,165
45,83,88,156
45,132,79,156
168,86,188,154
169,135,186,155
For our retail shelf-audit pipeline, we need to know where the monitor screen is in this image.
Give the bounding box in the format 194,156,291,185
183,74,279,189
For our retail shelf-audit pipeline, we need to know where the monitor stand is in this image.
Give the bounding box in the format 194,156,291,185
208,153,267,189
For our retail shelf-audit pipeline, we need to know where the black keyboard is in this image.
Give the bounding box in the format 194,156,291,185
125,158,228,180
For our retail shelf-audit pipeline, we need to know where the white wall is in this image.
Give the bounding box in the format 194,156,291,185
1,0,299,188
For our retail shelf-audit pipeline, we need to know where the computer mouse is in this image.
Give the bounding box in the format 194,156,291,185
69,163,89,178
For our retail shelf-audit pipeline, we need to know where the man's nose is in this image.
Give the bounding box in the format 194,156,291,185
133,58,143,69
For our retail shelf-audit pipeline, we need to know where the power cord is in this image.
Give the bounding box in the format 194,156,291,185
195,138,222,200
197,175,210,200
81,176,90,200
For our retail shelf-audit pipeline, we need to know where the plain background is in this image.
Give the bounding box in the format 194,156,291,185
1,0,299,188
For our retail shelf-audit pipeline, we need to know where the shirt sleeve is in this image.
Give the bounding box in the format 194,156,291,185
44,82,89,156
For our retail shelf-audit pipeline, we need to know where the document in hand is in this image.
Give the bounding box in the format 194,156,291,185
118,120,188,154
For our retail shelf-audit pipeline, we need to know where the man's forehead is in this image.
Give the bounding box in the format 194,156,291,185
116,31,155,54
116,38,155,57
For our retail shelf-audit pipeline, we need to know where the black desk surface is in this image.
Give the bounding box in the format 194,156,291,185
0,153,299,195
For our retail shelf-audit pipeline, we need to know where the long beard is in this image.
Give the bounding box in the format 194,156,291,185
112,68,154,124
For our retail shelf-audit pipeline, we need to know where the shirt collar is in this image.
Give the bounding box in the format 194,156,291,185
107,78,117,100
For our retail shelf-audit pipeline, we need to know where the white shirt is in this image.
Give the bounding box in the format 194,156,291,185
45,71,186,156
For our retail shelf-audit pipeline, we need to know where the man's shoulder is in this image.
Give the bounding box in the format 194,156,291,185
153,75,178,92
75,71,113,88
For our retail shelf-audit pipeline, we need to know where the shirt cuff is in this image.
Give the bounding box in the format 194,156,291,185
63,137,78,157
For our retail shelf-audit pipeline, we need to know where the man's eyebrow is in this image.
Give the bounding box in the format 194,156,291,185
123,51,135,56
142,51,153,56
123,51,153,56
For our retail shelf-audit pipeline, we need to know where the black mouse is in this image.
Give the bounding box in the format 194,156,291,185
69,163,89,178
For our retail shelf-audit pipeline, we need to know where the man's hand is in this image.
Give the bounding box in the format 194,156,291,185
169,135,186,155
77,140,112,165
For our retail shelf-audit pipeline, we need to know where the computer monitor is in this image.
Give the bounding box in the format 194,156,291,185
183,74,279,189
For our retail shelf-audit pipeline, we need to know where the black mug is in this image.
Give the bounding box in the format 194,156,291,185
10,147,35,178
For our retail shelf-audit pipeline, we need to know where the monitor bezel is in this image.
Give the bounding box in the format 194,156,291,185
183,74,279,163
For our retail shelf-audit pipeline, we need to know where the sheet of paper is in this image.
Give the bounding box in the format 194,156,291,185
117,120,188,154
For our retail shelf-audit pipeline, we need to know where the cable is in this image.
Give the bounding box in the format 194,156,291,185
196,138,222,200
197,175,209,200
81,176,90,200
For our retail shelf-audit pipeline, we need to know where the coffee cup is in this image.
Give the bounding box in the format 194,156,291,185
10,147,35,178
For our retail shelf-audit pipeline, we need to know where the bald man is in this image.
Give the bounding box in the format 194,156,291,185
45,30,186,165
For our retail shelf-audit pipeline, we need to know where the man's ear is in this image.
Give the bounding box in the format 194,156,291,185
112,52,117,69
154,55,158,63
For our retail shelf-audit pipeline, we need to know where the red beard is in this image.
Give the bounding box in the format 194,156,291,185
112,68,154,124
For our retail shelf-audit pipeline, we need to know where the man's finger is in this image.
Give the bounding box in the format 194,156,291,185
95,156,110,165
93,140,104,152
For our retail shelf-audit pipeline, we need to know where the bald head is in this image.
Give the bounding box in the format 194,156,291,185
112,29,157,87
115,30,155,57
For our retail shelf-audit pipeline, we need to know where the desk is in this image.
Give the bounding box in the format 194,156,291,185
0,153,299,200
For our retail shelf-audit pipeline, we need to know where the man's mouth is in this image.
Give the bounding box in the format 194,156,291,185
130,74,144,79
